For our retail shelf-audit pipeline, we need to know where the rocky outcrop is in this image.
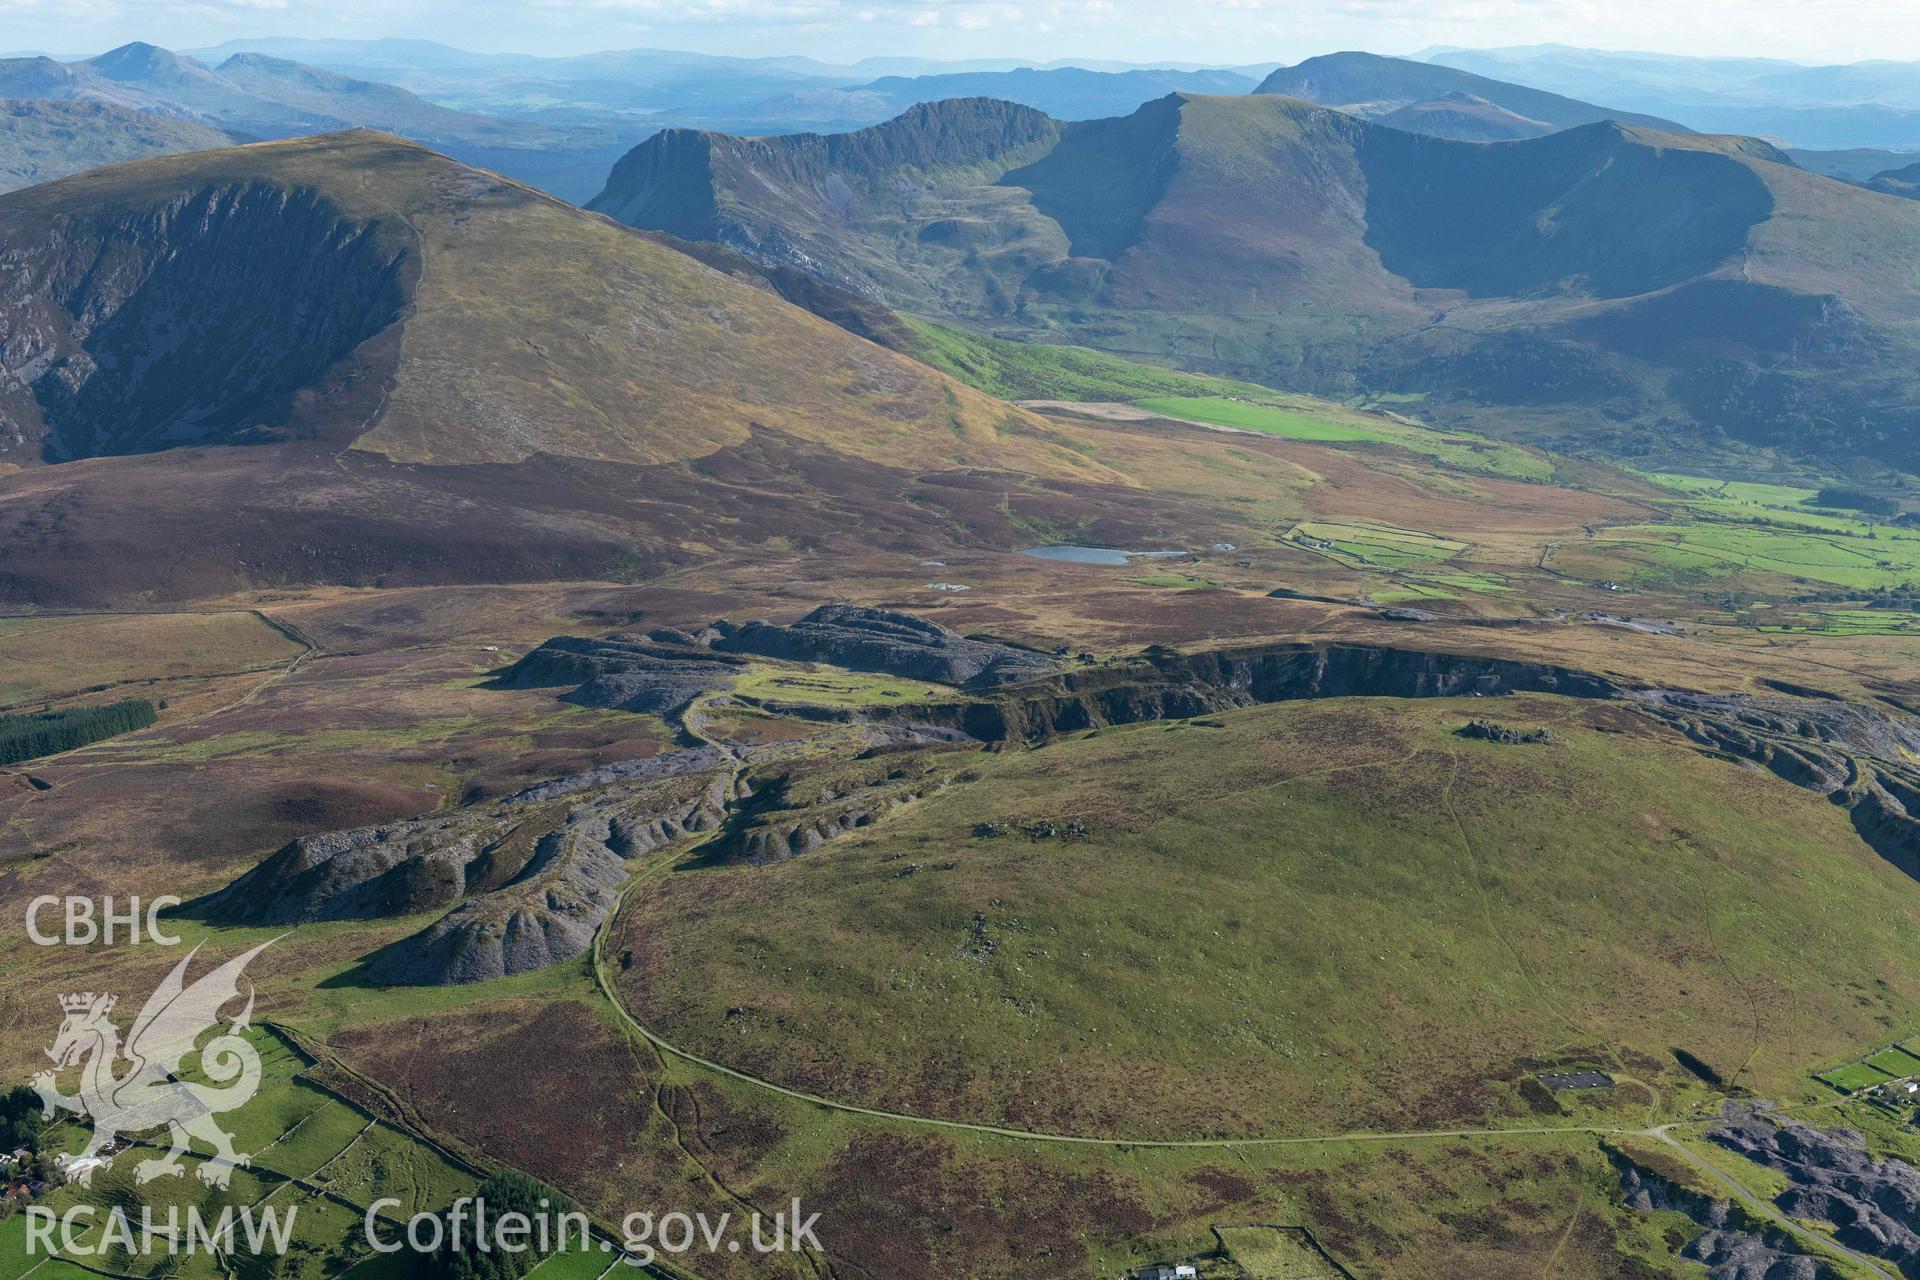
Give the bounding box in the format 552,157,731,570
1617,1158,1828,1279
712,605,1057,690
1632,690,1920,794
365,771,729,984
711,754,958,865
894,642,1624,743
1709,1113,1920,1272
200,748,727,927
491,636,748,716
198,750,731,985
196,812,499,925
1458,720,1554,744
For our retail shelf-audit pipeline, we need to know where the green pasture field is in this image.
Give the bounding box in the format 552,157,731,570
1135,396,1553,481
1867,1046,1920,1077
902,316,1278,403
1570,519,1920,592
1292,521,1466,570
1135,396,1400,443
1818,1063,1893,1092
525,1239,621,1279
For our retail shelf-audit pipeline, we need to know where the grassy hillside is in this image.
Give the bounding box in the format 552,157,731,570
898,314,1275,400
1377,92,1555,141
900,317,1556,479
616,693,1920,1138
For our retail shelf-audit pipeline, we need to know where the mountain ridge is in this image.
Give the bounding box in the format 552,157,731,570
0,131,1199,605
0,41,640,201
591,90,1920,467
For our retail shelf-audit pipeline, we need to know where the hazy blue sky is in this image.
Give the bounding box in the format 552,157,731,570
10,0,1917,64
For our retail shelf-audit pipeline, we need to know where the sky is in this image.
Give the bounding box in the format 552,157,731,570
10,0,1920,65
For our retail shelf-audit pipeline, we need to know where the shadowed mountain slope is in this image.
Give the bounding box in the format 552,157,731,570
593,91,1920,467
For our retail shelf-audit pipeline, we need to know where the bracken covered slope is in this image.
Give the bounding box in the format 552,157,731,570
0,130,1088,471
0,131,1145,605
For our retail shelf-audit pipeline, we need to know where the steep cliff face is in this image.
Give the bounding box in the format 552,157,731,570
713,605,1059,689
587,98,1070,301
915,642,1625,743
0,178,411,461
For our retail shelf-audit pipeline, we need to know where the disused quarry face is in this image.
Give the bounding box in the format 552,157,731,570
0,180,411,461
903,641,1626,742
195,615,1920,985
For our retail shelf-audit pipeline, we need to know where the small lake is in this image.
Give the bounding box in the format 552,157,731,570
1019,546,1187,566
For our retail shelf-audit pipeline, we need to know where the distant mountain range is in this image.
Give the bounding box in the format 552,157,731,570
0,99,235,192
749,67,1261,129
1417,45,1920,150
591,91,1920,470
182,38,1282,85
1256,52,1689,136
0,42,643,200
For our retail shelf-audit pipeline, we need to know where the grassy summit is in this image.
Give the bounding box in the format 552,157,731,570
616,693,1920,1139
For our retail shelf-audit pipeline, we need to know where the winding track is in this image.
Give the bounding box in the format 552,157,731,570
593,886,1898,1277
584,753,1902,1279
1649,1127,1899,1280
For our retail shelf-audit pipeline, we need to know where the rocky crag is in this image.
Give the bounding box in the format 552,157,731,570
882,641,1625,743
708,751,965,866
1709,1111,1920,1272
490,634,750,716
1617,1158,1828,1279
196,748,732,984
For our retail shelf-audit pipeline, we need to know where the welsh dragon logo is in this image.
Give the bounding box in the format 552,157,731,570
33,941,274,1189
